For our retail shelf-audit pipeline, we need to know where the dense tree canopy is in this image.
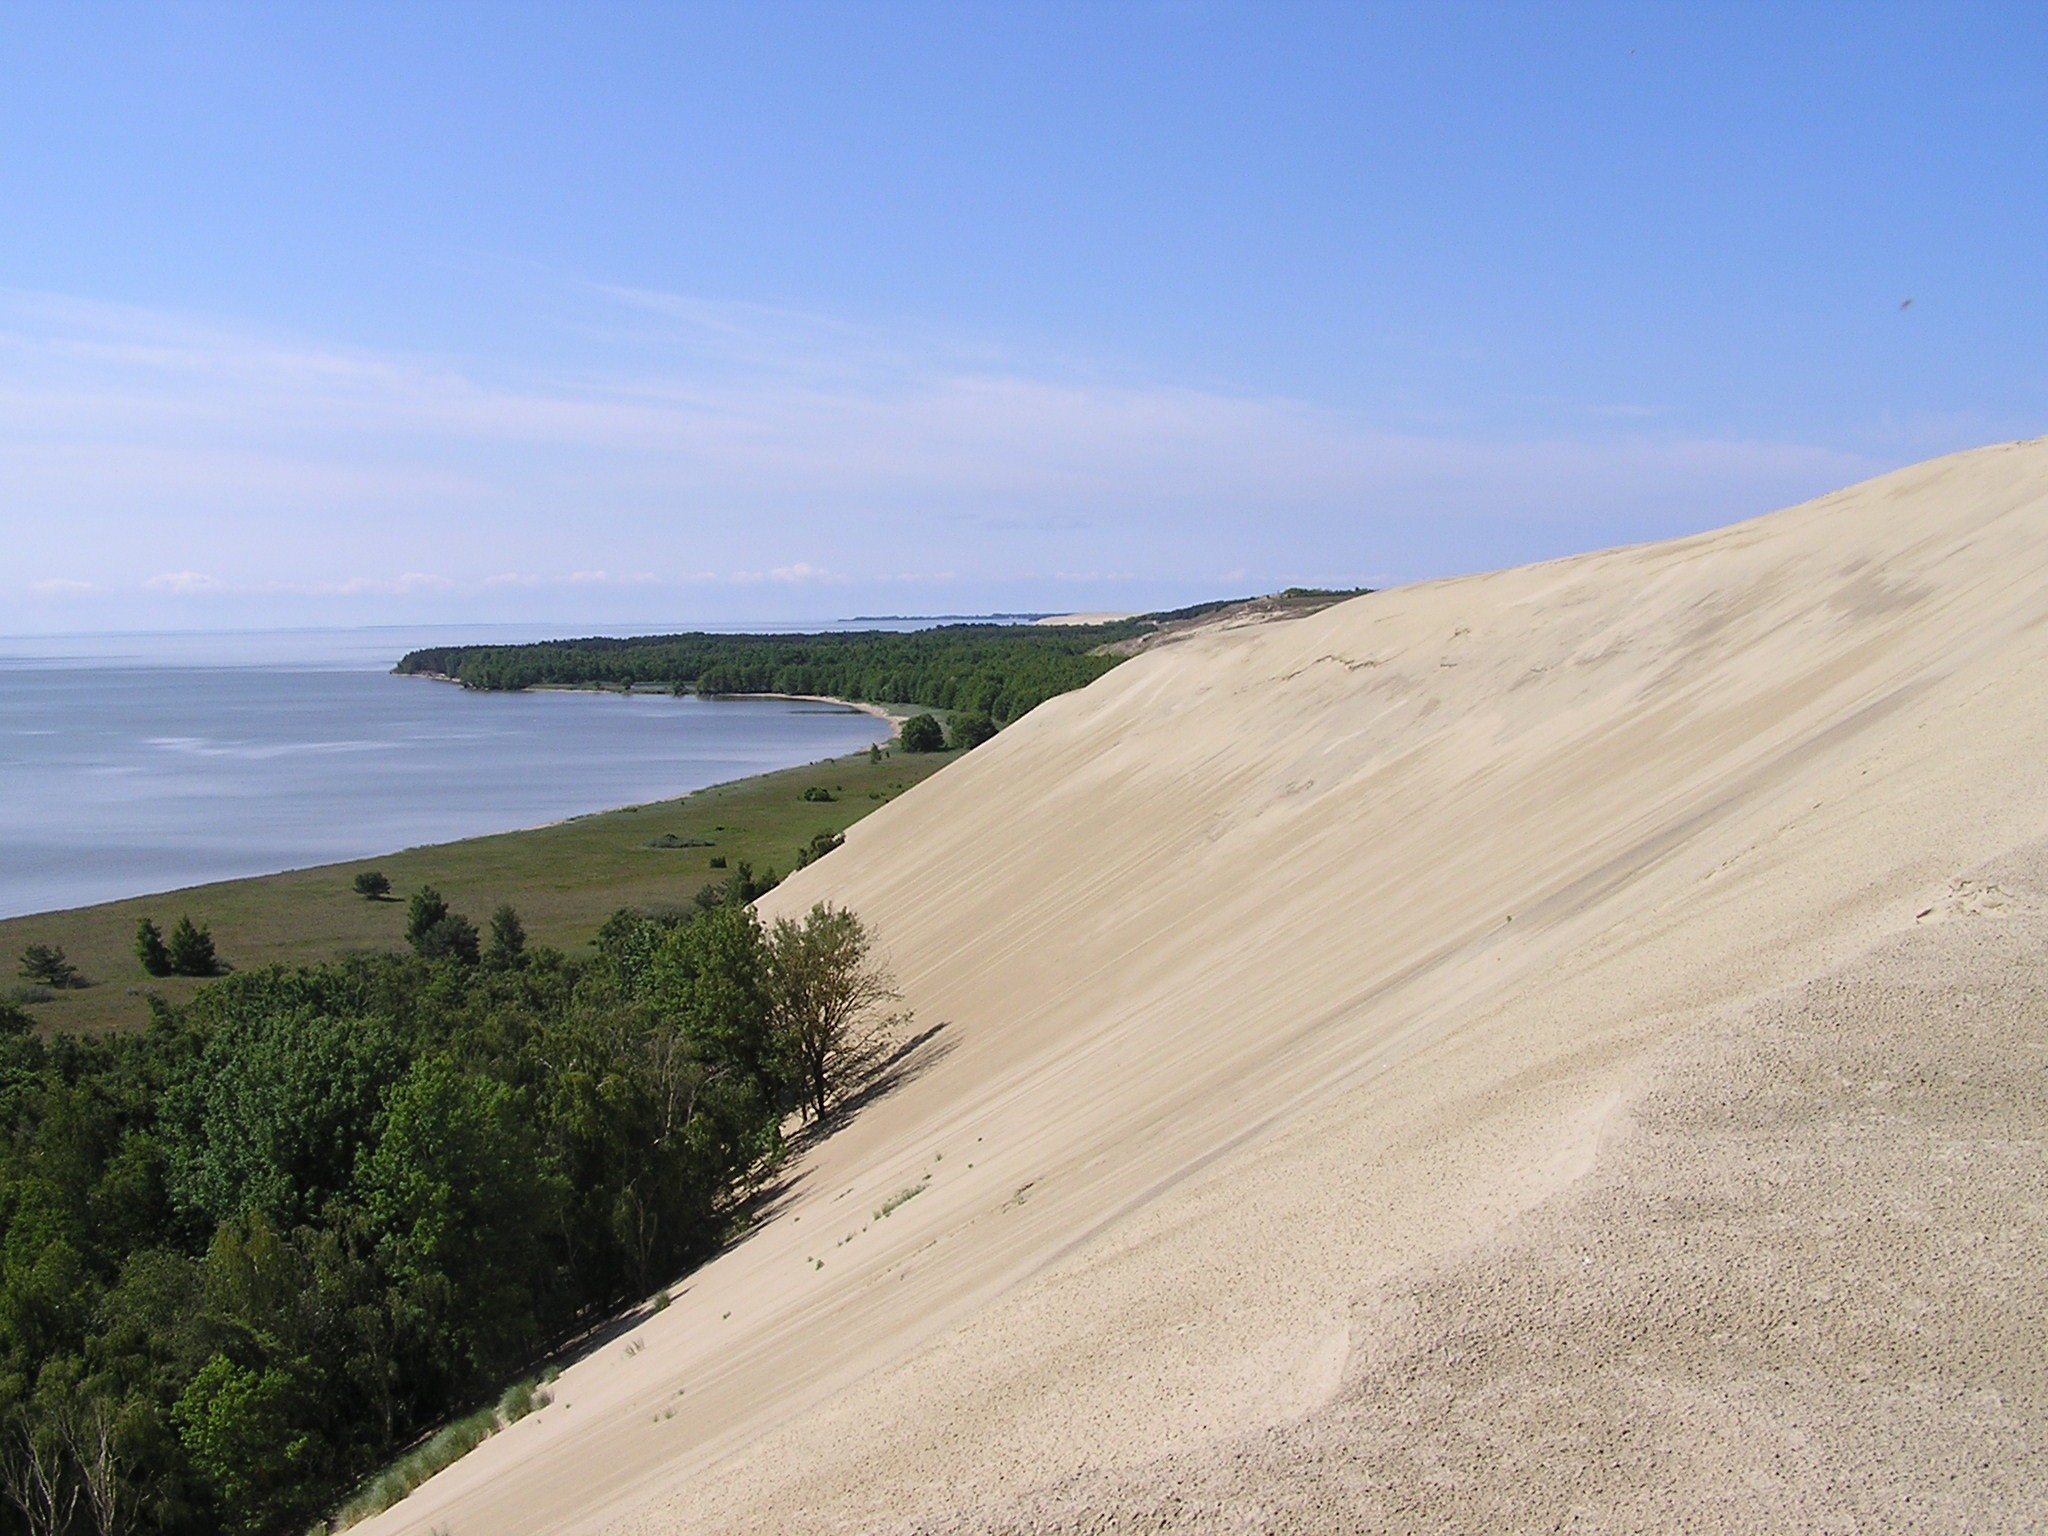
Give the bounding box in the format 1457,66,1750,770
898,714,944,754
0,893,901,1534
395,623,1145,725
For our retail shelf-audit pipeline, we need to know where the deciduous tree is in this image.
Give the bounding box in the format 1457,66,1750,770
898,713,944,753
766,904,904,1121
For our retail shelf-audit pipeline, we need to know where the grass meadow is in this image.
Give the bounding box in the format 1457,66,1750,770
2,744,955,1035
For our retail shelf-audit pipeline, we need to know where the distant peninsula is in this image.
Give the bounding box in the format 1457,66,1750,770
395,589,1369,727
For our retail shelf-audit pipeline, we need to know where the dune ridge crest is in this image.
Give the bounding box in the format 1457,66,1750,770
363,438,2048,1535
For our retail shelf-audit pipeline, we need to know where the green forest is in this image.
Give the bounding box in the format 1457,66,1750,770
394,623,1151,723
0,884,900,1534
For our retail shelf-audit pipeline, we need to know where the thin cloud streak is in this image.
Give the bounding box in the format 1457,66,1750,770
0,285,1885,629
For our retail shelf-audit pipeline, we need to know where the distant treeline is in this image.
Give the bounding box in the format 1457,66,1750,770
395,623,1152,724
0,886,898,1535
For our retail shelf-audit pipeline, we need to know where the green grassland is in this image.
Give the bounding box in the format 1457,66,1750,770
1,744,955,1036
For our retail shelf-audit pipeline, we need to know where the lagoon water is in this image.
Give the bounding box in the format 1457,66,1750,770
0,628,892,919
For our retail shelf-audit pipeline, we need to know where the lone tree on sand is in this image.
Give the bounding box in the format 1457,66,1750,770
767,904,905,1122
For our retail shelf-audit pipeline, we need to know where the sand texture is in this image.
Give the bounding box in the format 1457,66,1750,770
358,439,2048,1535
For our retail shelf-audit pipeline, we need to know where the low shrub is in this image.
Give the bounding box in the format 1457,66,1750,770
898,714,944,753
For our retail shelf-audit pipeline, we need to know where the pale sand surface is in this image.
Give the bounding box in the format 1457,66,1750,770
360,438,2048,1534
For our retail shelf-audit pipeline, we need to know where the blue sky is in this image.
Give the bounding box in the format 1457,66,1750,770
2,2,2043,632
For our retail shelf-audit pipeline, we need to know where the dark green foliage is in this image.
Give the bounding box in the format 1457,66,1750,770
166,917,221,978
795,831,843,869
137,918,174,977
708,855,727,869
394,621,1145,725
946,710,997,751
899,714,944,754
352,871,392,901
766,904,901,1123
485,905,527,971
0,1000,30,1035
415,914,480,967
0,895,897,1533
403,887,450,949
405,887,479,965
18,943,83,989
801,786,834,803
161,1003,404,1227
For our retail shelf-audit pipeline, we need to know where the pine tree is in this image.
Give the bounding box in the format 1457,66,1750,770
136,917,173,977
485,904,527,969
405,887,451,950
166,916,219,977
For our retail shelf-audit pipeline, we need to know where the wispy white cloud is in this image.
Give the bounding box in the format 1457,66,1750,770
0,283,1889,628
324,572,455,596
143,571,226,593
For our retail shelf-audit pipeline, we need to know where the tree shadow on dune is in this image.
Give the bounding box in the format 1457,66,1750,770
515,1023,958,1416
738,1020,957,1238
793,1018,955,1155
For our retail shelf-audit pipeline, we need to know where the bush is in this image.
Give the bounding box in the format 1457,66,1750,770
416,913,481,966
947,710,997,751
136,917,174,976
18,942,83,989
331,1405,500,1527
802,786,835,802
167,916,222,977
795,830,843,869
899,714,944,753
485,904,527,970
498,1375,551,1424
405,886,451,948
353,870,392,900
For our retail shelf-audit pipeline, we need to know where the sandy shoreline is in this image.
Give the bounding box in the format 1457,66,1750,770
400,669,907,733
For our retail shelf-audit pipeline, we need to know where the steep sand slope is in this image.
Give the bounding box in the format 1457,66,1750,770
363,438,2048,1535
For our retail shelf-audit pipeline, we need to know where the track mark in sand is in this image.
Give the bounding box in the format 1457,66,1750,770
1275,653,1383,682
1916,876,2029,923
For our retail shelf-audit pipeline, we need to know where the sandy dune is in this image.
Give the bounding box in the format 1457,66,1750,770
360,438,2048,1535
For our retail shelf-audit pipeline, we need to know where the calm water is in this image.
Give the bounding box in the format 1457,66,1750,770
0,629,892,918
